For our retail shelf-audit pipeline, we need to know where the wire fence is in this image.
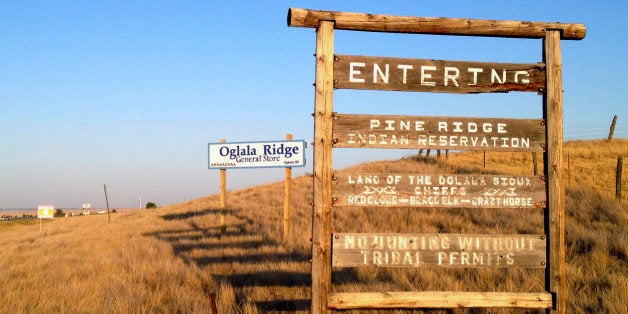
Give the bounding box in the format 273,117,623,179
564,122,627,141
565,154,625,200
443,150,625,201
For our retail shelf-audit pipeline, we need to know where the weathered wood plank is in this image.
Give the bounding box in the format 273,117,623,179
333,114,545,151
544,29,566,313
332,233,546,268
327,291,553,309
288,8,586,40
333,173,546,208
334,55,545,93
311,20,335,314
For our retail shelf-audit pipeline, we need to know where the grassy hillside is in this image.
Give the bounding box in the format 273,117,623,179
445,139,628,201
1,140,625,313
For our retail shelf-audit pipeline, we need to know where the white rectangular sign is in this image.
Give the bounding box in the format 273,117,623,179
37,205,54,219
208,140,306,169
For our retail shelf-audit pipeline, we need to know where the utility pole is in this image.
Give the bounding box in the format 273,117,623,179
104,184,111,223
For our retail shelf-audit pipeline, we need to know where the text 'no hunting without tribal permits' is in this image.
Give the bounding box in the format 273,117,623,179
332,233,546,268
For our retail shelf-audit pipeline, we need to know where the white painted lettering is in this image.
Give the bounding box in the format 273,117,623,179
349,62,366,83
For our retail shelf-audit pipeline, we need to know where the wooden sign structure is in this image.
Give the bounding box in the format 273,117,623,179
288,7,585,313
208,136,305,238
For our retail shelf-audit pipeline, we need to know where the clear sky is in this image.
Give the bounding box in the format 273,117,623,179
1,1,626,209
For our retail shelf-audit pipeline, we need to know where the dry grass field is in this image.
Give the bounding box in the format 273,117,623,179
1,139,626,313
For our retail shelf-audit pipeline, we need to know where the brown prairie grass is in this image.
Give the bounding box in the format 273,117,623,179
445,139,628,200
1,140,626,313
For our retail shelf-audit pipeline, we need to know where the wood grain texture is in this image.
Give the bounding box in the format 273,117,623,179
332,233,546,268
334,55,545,93
288,8,586,40
311,20,334,314
327,291,553,309
543,29,566,313
333,114,545,151
332,173,546,208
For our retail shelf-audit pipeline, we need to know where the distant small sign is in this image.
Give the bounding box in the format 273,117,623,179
208,140,306,169
37,205,54,219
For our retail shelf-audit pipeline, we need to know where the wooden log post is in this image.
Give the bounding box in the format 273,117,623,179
608,115,618,141
283,134,293,238
617,156,623,200
543,29,566,313
288,8,586,40
219,139,227,237
311,20,335,314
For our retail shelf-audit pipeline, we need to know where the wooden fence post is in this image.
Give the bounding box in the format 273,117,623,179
608,115,618,141
219,139,227,237
284,134,293,238
209,292,218,314
617,156,623,200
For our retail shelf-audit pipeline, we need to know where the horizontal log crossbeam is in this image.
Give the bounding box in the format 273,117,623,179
328,291,553,309
288,8,586,40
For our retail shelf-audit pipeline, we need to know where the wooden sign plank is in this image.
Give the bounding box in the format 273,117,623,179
332,233,546,268
333,114,545,152
334,55,545,93
328,291,553,309
333,173,546,208
288,8,586,40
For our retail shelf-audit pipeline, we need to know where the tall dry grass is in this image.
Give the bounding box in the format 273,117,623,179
1,140,626,313
0,211,216,313
446,139,628,200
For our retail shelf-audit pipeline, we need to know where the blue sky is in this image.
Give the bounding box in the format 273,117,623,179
1,1,626,209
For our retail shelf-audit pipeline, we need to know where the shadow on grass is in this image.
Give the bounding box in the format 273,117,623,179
160,208,231,221
215,270,310,288
191,252,309,266
147,207,312,312
253,299,311,312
